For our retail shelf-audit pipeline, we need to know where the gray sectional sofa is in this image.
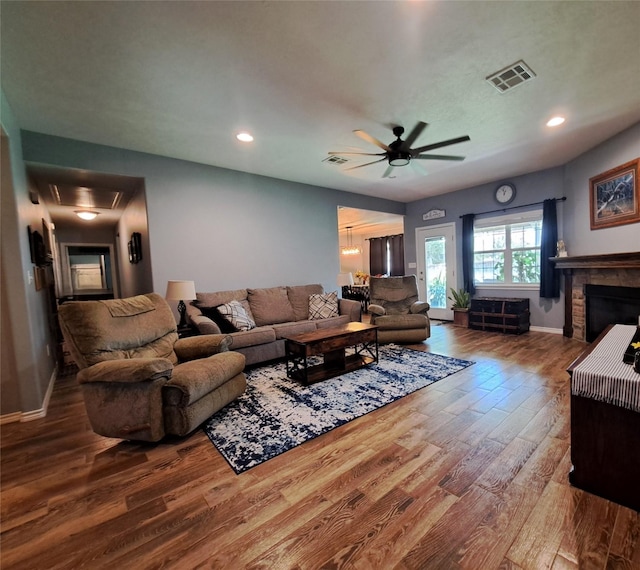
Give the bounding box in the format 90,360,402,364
185,284,362,366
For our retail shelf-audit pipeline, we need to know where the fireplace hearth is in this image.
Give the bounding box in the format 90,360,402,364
585,284,640,342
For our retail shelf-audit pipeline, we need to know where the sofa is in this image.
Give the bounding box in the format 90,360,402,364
185,284,362,366
58,293,246,442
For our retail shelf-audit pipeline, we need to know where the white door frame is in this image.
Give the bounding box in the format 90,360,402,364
415,222,457,321
59,242,119,298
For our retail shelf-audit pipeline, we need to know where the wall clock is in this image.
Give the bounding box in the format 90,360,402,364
495,183,516,205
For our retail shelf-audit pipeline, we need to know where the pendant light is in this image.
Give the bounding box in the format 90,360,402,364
341,226,361,256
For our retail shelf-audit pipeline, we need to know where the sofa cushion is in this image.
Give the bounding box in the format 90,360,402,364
272,320,318,339
195,303,239,333
308,292,339,320
287,284,324,321
227,326,277,350
314,314,350,329
248,287,296,327
217,300,256,331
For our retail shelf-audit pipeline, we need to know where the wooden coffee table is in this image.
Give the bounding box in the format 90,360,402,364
284,322,378,385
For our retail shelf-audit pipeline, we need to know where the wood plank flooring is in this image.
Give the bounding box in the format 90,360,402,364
2,324,639,569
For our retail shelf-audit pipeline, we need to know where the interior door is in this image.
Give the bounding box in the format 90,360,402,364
416,223,457,321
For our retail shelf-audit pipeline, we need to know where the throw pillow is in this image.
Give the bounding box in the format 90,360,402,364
217,300,256,331
196,303,239,334
308,291,339,320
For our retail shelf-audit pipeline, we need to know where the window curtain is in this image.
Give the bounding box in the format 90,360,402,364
461,214,476,295
389,234,404,276
540,199,560,298
369,237,386,276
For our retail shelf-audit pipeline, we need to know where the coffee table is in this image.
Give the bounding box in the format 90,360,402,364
284,322,378,385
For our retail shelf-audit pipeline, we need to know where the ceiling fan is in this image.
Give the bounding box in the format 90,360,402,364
329,121,470,178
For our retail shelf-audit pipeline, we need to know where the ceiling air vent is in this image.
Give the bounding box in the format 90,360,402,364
486,60,536,93
323,155,349,165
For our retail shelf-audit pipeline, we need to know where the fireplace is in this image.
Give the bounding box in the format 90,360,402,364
552,252,640,341
585,284,640,342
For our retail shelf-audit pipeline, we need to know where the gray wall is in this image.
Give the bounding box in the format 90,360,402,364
405,167,566,330
1,91,57,416
563,122,640,255
404,121,640,331
20,131,406,298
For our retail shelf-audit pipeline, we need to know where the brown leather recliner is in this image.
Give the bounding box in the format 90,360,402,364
58,293,246,442
368,275,431,344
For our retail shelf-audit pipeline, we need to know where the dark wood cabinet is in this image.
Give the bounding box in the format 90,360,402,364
469,297,530,334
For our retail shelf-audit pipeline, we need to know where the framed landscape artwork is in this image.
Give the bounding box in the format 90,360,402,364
589,158,639,230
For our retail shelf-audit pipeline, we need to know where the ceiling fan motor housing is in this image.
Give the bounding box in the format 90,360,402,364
389,135,410,166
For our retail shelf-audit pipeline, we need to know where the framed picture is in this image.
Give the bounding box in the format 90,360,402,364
590,158,639,230
128,232,143,264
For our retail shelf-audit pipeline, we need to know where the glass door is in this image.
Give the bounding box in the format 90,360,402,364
416,223,456,321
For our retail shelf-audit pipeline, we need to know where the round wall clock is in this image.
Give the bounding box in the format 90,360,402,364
495,183,516,205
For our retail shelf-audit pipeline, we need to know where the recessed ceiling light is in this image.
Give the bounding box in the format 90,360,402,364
546,116,566,127
236,132,254,142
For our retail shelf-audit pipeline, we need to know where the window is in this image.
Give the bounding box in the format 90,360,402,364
473,210,542,287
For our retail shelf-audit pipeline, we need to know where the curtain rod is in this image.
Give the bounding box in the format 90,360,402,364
365,233,403,241
459,196,566,218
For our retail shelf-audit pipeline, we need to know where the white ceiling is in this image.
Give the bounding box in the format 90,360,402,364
2,1,639,208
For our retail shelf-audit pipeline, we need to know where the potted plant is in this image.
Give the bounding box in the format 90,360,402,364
448,287,471,327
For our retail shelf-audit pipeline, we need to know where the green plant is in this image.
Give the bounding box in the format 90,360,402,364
448,287,470,309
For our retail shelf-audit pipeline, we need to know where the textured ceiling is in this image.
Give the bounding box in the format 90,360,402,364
2,0,639,212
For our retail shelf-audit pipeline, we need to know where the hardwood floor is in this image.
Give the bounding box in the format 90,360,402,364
2,324,639,569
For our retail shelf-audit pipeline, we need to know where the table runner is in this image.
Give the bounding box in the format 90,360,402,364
571,324,640,413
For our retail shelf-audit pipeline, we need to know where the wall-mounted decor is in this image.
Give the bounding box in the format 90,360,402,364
590,158,639,230
27,224,52,267
423,209,446,221
128,232,143,264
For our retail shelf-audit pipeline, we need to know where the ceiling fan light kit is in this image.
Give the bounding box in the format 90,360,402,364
330,121,470,178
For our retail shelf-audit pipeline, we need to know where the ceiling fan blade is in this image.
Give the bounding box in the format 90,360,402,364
414,154,466,161
400,121,428,151
410,160,428,176
328,151,386,156
354,130,391,152
382,165,395,178
344,157,388,171
411,135,471,154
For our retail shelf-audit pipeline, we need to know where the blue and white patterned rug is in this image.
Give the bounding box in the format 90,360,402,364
203,345,474,474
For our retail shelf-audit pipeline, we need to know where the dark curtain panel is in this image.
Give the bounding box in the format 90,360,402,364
369,237,386,276
389,234,405,276
540,199,560,298
461,214,476,295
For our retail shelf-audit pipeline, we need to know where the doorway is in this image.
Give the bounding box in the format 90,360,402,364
416,223,457,321
59,243,118,299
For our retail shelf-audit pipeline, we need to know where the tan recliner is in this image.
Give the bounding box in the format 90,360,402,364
368,275,431,344
58,293,246,442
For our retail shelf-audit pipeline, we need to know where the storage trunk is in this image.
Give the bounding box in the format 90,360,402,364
469,297,530,334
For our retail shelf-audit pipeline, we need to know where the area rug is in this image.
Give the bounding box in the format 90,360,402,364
203,345,474,473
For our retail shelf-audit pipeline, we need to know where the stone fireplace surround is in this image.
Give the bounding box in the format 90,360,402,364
553,252,640,341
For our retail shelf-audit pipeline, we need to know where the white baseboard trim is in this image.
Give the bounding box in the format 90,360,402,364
0,367,58,424
529,326,564,335
0,411,22,425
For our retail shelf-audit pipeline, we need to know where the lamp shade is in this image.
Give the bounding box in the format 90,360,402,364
337,272,354,287
165,280,196,301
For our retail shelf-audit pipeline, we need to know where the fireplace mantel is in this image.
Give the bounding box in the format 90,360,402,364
552,252,640,340
552,252,640,270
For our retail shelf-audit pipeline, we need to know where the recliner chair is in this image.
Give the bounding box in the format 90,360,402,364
58,292,246,442
368,275,431,343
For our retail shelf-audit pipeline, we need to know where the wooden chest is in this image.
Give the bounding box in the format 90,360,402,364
469,297,530,334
